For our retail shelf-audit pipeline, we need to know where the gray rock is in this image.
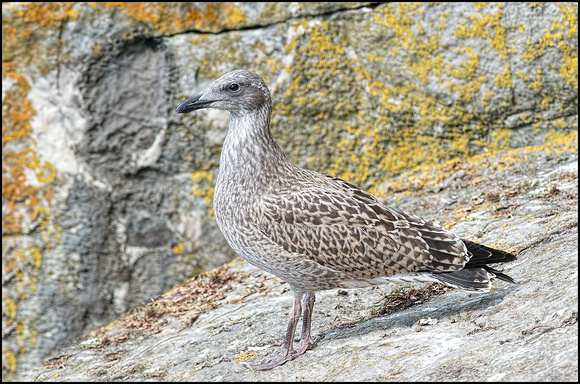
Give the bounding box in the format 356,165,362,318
18,145,578,381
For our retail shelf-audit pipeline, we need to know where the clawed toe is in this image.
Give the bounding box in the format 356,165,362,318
249,338,313,370
249,353,293,371
292,338,313,356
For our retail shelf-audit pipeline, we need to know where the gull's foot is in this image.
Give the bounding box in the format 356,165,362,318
293,337,313,356
249,352,293,371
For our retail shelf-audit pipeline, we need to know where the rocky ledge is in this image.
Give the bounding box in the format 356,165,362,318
20,141,578,381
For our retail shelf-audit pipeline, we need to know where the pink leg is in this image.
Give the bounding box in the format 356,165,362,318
294,291,315,355
250,296,302,371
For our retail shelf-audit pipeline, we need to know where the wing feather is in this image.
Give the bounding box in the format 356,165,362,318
258,174,469,280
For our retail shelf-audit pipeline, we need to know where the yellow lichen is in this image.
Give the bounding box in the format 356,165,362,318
191,170,215,220
454,3,514,59
528,69,545,92
2,350,17,375
540,94,554,110
519,112,532,124
2,297,17,324
494,63,513,88
489,129,513,152
36,161,57,184
544,129,578,153
377,129,577,202
346,3,558,191
474,3,488,12
551,119,568,129
521,2,577,88
236,351,257,362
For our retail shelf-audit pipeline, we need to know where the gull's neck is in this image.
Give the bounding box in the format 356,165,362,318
219,104,289,177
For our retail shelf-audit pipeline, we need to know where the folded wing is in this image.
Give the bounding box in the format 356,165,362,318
257,174,470,281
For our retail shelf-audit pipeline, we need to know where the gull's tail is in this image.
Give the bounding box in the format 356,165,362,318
430,240,517,292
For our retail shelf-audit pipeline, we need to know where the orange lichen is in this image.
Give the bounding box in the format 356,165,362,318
2,57,56,382
2,3,77,73
104,2,246,34
2,69,41,236
172,242,185,254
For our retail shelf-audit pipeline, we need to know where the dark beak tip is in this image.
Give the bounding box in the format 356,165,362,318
175,94,204,115
174,104,186,114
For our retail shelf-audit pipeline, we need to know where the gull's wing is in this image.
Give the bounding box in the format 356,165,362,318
257,174,470,280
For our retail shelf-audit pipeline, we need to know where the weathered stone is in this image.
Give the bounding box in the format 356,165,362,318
18,144,578,382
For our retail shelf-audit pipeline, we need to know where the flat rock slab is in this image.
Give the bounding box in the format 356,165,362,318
21,146,578,382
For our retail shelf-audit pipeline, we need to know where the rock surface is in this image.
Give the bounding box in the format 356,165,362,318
2,2,578,379
19,144,578,381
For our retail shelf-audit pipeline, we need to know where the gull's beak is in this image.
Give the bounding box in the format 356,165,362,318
175,94,215,114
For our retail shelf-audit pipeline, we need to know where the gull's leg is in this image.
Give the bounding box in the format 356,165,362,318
293,291,315,355
250,294,303,371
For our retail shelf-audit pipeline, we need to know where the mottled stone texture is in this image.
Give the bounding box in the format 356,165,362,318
1,2,577,379
17,143,580,382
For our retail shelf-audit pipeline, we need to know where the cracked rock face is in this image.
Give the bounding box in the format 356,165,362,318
2,3,577,379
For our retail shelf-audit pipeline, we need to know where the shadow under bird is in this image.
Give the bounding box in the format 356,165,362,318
175,69,516,370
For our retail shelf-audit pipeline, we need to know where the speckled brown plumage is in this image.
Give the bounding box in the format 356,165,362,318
175,69,516,370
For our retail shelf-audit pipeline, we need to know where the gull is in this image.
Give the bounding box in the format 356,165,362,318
175,69,516,370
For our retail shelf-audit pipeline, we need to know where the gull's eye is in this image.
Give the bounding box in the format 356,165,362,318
229,83,239,91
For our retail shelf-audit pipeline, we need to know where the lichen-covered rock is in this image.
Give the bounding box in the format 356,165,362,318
2,2,577,379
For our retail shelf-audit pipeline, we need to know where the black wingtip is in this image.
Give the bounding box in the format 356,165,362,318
461,239,517,284
463,239,517,267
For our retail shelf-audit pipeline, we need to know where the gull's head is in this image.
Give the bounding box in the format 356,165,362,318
175,70,271,117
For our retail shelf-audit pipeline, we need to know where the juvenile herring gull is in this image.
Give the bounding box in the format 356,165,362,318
175,70,516,370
